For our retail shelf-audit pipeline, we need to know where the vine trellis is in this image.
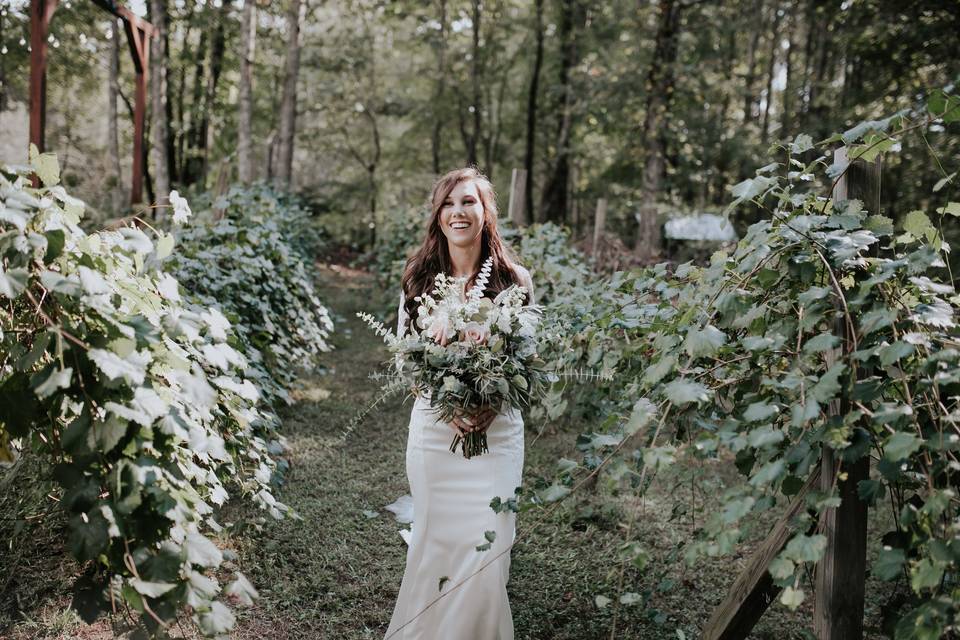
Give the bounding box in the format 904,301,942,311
29,0,153,203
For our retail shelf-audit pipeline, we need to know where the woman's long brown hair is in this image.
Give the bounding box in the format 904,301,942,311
401,167,525,331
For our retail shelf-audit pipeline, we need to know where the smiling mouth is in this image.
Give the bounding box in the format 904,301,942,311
450,221,471,230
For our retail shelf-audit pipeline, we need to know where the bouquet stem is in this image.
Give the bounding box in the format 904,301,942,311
449,431,489,459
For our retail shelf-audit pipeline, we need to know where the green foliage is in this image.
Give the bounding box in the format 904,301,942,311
366,205,427,291
508,96,960,635
168,185,334,401
0,157,331,636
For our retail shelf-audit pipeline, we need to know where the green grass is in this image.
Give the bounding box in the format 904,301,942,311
0,263,910,639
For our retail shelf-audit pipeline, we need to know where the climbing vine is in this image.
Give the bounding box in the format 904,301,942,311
0,152,332,636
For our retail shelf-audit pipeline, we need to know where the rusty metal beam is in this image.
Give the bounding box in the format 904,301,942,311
29,0,152,203
123,16,151,204
28,0,59,155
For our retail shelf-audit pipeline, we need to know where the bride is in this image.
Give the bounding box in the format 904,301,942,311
384,167,535,640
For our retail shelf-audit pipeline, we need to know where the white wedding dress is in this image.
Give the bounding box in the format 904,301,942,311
384,286,529,640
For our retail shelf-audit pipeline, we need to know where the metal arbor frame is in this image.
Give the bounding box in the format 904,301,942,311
29,0,153,204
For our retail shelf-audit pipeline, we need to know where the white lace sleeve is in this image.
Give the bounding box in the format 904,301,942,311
515,265,536,306
397,290,408,337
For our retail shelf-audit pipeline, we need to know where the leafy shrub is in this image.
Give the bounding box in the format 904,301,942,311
366,206,428,292
0,153,330,636
528,94,960,635
168,185,334,403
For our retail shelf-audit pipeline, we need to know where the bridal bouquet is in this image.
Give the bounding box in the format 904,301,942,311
359,258,547,458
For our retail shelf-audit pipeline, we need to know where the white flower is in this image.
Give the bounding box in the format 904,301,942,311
169,190,192,225
424,310,453,345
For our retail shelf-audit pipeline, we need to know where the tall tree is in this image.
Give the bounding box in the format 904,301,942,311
781,1,798,138
275,0,304,189
458,0,483,168
430,0,448,175
199,0,231,180
151,0,171,206
238,0,257,184
634,0,683,259
540,0,584,224
760,4,783,143
741,0,763,123
0,10,7,112
181,0,210,184
523,0,544,224
107,19,123,211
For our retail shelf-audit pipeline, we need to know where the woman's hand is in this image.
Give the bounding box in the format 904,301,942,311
451,406,496,435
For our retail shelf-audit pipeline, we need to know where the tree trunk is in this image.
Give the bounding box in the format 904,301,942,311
151,0,170,206
741,0,764,124
182,0,209,185
238,0,257,184
540,0,583,224
171,2,196,184
481,48,517,179
760,6,783,143
163,14,176,184
460,0,482,167
275,0,304,190
781,1,798,137
199,0,231,181
0,12,7,112
430,0,448,175
523,0,544,224
634,0,683,259
807,4,834,139
712,5,738,204
799,0,817,122
107,19,123,211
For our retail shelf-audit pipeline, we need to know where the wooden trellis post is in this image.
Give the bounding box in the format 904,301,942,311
29,0,153,204
813,146,879,640
703,147,880,639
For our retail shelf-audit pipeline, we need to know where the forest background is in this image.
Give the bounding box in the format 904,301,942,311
3,1,960,638
1,0,958,263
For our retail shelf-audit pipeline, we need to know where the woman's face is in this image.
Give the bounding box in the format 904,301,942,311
438,180,485,249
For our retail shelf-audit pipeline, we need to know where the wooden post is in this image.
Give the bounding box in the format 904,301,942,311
123,15,151,205
508,168,527,227
592,198,607,257
813,146,878,640
31,0,152,201
702,469,820,640
28,0,59,159
702,148,880,640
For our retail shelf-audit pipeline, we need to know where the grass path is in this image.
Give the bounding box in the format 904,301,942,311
230,265,664,639
231,264,902,640
0,264,900,639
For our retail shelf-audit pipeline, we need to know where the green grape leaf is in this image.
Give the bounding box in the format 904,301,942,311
29,143,61,186
874,547,905,581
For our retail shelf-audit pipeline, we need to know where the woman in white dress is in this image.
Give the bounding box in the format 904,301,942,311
385,167,535,640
